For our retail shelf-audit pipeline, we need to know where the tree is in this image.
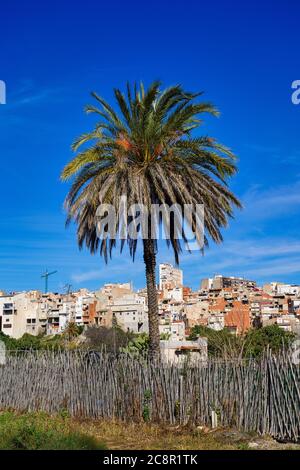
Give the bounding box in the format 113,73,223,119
84,325,133,353
243,324,296,358
189,325,240,357
61,81,241,358
63,321,82,341
189,324,296,358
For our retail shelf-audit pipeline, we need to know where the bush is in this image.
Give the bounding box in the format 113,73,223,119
122,333,150,356
84,325,134,353
0,331,68,352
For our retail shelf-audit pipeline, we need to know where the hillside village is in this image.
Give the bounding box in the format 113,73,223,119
1,263,300,344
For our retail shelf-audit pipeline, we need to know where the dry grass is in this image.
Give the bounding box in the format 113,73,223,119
75,419,300,450
76,420,235,450
1,411,300,450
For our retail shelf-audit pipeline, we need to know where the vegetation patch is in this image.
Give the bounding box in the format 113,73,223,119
0,411,106,450
188,324,295,358
0,412,300,450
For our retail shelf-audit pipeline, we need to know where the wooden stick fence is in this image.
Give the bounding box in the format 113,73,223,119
0,350,299,442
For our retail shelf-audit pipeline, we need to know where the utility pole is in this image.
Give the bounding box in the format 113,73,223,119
41,269,57,293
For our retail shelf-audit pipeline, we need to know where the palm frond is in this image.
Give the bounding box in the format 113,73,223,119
61,81,241,263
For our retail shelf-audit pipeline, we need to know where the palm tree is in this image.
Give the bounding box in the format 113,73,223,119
61,81,241,358
64,321,80,341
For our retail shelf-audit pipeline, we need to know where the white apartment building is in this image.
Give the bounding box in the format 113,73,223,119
0,292,44,338
46,299,76,335
73,294,95,326
277,284,300,296
159,263,183,290
263,282,300,296
0,294,18,337
207,313,224,331
110,293,149,333
74,295,85,325
162,286,183,302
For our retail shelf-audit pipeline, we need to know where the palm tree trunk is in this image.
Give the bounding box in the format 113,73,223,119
143,238,161,359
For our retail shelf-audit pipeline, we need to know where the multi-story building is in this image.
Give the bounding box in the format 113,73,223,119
159,319,185,341
73,293,97,327
159,263,183,290
201,275,256,292
184,299,209,328
0,291,44,338
100,283,132,301
263,282,300,296
0,294,18,336
110,292,149,333
161,286,183,302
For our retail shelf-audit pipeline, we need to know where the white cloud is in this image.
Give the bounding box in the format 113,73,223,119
241,180,300,220
241,258,300,278
71,259,144,284
71,270,103,283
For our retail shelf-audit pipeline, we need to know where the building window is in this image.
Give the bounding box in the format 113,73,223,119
3,324,12,328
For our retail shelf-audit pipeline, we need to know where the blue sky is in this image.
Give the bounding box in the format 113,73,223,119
0,0,300,292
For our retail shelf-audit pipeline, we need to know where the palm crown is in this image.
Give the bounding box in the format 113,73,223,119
61,81,241,262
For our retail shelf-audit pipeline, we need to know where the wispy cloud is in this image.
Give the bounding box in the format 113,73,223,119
245,143,300,167
216,239,300,258
13,88,63,108
245,144,279,154
6,79,65,109
71,271,104,283
71,261,143,284
240,180,300,220
242,258,300,278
